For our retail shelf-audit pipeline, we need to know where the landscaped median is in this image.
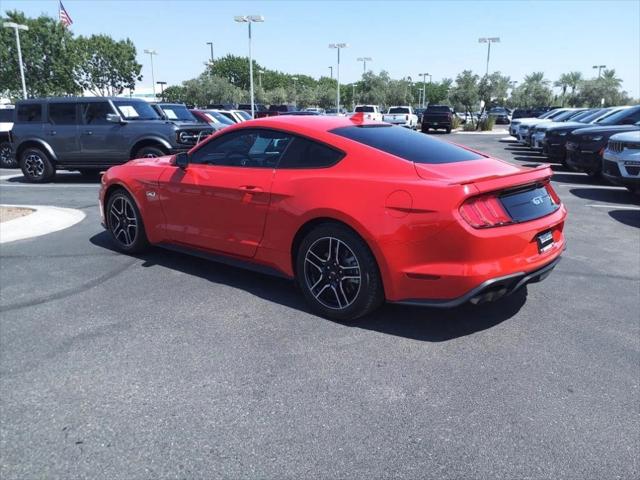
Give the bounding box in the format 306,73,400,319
0,204,86,244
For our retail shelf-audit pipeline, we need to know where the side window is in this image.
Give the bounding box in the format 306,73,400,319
16,104,42,123
278,136,344,169
80,102,115,125
48,103,78,125
190,129,293,168
623,109,640,124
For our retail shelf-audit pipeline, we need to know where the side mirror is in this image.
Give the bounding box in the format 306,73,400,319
175,151,189,169
106,113,124,124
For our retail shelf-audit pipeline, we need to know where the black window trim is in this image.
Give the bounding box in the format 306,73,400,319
189,126,346,170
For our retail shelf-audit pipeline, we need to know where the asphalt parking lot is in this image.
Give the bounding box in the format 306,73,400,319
0,130,638,479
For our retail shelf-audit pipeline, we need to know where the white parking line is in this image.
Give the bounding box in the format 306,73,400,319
586,204,640,210
0,183,98,188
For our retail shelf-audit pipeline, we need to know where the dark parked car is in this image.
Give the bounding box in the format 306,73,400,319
414,107,426,123
11,97,213,182
486,106,510,124
565,106,640,176
255,104,299,119
237,103,267,115
512,107,557,120
421,105,453,133
189,109,231,131
207,103,236,110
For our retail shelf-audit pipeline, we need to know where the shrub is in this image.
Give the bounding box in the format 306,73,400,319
451,115,461,130
463,122,476,131
479,116,496,131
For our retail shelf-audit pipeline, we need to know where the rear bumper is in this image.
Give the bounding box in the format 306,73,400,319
395,255,562,308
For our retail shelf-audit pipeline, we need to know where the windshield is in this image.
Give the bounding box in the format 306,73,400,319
159,104,196,122
204,110,235,125
355,106,375,113
389,107,410,114
570,109,599,123
113,100,160,120
236,111,252,120
552,110,581,122
489,107,507,114
599,106,640,125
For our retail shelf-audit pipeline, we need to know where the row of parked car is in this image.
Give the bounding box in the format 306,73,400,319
509,105,640,194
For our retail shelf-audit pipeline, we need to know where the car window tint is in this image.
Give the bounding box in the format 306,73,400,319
16,104,42,123
49,103,77,125
331,125,483,164
0,109,14,122
80,102,114,125
191,129,293,168
278,136,344,169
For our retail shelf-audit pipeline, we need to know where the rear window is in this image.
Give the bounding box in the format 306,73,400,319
331,125,483,164
16,104,42,123
426,106,450,113
49,103,77,125
355,106,375,113
389,107,410,114
0,109,14,122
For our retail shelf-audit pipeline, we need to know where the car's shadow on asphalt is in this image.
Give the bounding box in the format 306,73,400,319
90,231,526,342
7,173,102,184
569,187,640,205
608,209,640,228
551,173,598,185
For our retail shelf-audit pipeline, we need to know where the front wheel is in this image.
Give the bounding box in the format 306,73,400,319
133,146,166,159
446,127,452,134
106,190,149,253
296,223,384,321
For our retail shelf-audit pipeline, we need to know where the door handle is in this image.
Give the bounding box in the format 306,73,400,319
48,130,57,136
82,130,93,136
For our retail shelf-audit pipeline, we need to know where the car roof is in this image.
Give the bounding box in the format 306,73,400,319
15,97,144,104
231,115,380,133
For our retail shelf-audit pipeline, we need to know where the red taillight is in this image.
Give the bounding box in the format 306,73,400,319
459,195,513,228
545,183,561,205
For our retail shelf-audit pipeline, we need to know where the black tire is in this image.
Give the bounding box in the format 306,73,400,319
133,146,166,159
295,223,384,321
0,141,16,168
105,190,150,253
78,169,102,179
625,186,640,195
446,127,452,134
19,147,55,183
422,127,429,133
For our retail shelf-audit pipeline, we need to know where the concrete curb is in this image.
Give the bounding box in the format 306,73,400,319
0,204,86,244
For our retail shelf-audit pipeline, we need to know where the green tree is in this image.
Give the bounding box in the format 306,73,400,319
162,85,187,103
74,34,142,96
0,10,80,98
449,70,480,122
478,72,511,107
510,72,553,107
173,73,244,106
574,70,629,107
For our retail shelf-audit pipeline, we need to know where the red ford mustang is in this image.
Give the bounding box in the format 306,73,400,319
99,115,567,320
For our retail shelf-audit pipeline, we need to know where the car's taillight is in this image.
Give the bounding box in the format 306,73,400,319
459,195,513,228
545,182,561,205
405,115,409,120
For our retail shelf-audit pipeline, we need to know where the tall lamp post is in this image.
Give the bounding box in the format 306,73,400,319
258,69,265,89
592,65,606,78
3,22,29,99
357,56,372,74
234,14,264,119
352,83,356,111
206,42,214,64
328,66,333,79
478,37,500,76
144,49,158,99
419,72,429,108
292,76,298,104
156,81,167,101
329,43,348,113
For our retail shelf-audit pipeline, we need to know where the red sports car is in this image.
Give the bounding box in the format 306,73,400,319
99,115,567,320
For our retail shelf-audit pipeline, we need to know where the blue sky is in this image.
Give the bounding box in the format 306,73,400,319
3,0,639,97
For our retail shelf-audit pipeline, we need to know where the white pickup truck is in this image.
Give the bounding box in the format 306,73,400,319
382,106,418,129
354,105,383,121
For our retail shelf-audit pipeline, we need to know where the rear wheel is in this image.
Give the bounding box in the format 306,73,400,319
446,127,452,134
296,223,384,321
106,190,149,253
78,169,102,180
0,141,16,168
20,147,55,183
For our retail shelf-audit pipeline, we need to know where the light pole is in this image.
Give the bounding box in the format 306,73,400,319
352,84,356,111
592,65,606,78
357,56,372,74
478,37,500,76
234,14,264,118
206,42,214,64
157,81,166,101
258,69,265,89
3,22,29,99
329,43,348,113
328,66,333,79
144,49,158,99
419,72,429,108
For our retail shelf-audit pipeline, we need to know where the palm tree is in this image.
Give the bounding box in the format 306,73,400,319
601,69,622,88
566,71,583,95
554,73,571,106
524,72,549,87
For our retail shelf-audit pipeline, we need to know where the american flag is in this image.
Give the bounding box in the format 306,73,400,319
59,1,73,28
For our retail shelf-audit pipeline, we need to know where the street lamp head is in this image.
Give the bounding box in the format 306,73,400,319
3,22,29,31
207,42,213,46
478,37,488,43
235,15,264,22
488,37,500,42
144,49,157,55
234,15,248,22
248,15,264,22
329,43,348,49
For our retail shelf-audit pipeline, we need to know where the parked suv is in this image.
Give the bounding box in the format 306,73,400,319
0,105,15,168
12,97,213,182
